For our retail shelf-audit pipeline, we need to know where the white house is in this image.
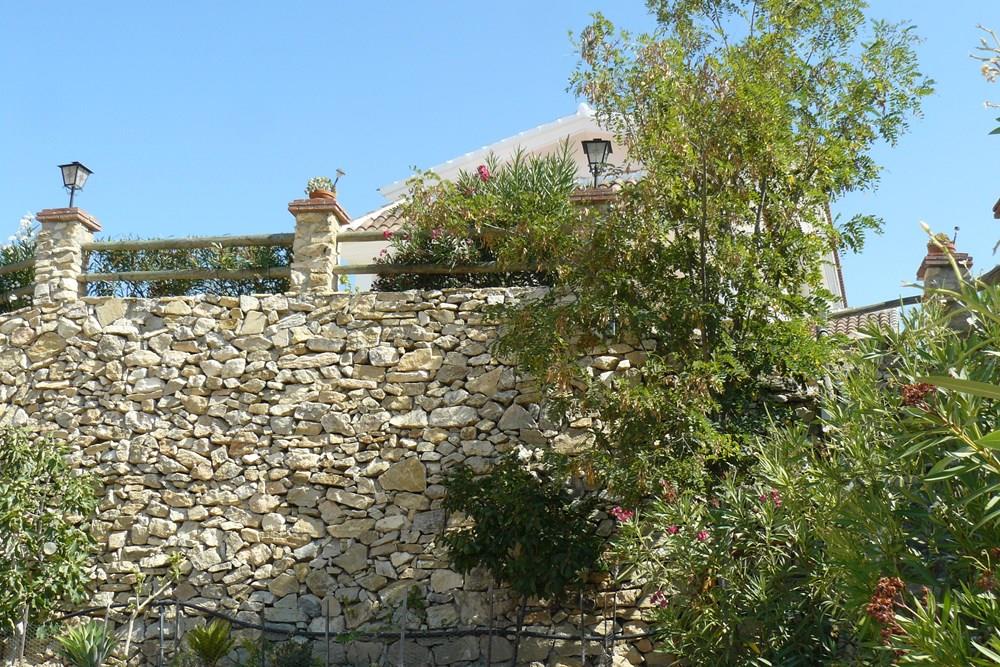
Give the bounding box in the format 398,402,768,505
340,103,847,308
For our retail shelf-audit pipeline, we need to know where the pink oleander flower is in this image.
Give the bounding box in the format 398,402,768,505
477,164,490,182
666,524,679,535
610,506,635,522
760,490,782,507
650,590,669,608
382,230,393,240
696,530,709,542
431,227,443,240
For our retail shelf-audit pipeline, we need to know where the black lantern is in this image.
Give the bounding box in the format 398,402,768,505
58,161,93,207
581,139,612,188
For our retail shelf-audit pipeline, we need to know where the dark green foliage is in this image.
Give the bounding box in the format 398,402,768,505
372,146,577,291
237,638,319,667
85,242,291,298
186,619,235,667
0,214,37,313
266,641,318,667
55,621,118,667
441,453,603,601
0,428,98,633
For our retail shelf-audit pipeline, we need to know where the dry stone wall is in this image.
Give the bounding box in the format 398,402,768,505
0,288,666,666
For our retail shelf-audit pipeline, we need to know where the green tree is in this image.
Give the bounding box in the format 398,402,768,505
0,427,98,633
488,0,932,499
441,453,603,664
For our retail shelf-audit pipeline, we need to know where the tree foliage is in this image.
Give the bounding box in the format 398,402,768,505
0,427,98,632
487,0,932,499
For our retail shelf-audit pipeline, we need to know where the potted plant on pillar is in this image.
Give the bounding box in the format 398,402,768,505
305,169,345,200
305,176,336,200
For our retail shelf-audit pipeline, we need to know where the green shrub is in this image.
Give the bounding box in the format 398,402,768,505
0,427,98,633
372,145,576,291
186,619,235,667
56,621,118,667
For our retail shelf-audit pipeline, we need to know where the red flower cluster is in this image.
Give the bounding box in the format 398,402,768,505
901,382,935,407
610,506,635,522
477,164,491,182
696,530,709,542
650,590,669,608
759,489,782,507
431,227,443,240
865,576,905,642
382,230,394,240
666,524,679,535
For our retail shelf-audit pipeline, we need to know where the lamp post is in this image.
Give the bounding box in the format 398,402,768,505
581,139,612,188
58,161,93,208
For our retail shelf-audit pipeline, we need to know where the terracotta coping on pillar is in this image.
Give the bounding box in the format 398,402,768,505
36,207,102,233
917,249,973,280
287,198,351,226
569,186,620,205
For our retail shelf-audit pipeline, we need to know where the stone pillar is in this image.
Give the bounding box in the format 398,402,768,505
916,237,973,293
33,208,102,305
288,198,350,294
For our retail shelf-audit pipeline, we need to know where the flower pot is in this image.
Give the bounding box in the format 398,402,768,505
309,189,336,200
926,239,954,255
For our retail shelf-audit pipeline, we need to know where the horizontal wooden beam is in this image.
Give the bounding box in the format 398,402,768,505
336,230,391,243
333,262,533,276
0,259,34,277
81,267,291,283
82,234,295,252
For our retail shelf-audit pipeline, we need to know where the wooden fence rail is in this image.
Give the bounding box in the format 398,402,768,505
81,267,292,283
0,259,34,278
81,234,294,252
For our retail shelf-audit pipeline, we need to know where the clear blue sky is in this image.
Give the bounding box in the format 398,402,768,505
1,2,997,306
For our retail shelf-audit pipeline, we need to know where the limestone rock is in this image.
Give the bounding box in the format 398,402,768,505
429,406,478,428
397,348,443,371
379,458,426,492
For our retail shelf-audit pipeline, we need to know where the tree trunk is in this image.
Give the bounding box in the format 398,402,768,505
510,596,528,667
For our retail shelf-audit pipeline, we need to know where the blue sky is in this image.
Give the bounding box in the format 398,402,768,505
1,2,997,306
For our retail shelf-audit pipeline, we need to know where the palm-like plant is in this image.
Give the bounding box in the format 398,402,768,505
56,621,118,667
185,619,235,667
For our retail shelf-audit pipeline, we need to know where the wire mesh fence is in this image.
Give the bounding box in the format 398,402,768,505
0,595,650,667
1,589,657,667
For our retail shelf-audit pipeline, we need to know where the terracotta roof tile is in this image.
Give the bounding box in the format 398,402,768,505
349,204,406,234
828,306,899,337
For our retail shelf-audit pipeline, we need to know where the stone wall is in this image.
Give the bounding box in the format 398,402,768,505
0,288,664,666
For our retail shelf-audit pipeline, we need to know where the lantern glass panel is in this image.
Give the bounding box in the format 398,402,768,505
60,164,76,188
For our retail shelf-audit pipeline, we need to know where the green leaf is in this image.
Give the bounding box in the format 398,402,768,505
917,376,1000,400
979,431,1000,450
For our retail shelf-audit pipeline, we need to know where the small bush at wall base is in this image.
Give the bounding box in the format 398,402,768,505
185,619,235,667
55,621,118,667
